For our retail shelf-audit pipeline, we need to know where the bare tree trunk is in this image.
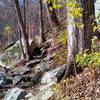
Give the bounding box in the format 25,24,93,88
63,0,95,78
80,0,95,50
23,0,26,29
13,0,33,61
19,27,26,58
64,11,84,78
27,0,31,39
39,0,45,43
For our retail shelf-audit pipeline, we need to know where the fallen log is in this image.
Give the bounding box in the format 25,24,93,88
26,59,41,67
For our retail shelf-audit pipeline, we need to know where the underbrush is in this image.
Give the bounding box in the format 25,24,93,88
76,52,100,67
52,49,100,99
50,31,68,67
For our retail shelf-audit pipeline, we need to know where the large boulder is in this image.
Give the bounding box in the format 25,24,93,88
41,64,67,85
0,38,32,68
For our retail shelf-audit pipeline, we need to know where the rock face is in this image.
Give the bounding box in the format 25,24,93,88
0,39,32,68
41,64,66,84
0,42,22,68
4,87,27,100
41,68,60,84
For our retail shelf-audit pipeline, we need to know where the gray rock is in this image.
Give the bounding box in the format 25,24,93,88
25,88,54,100
0,42,22,68
12,66,31,85
13,76,22,85
4,87,27,100
25,64,67,100
25,92,35,100
34,54,55,72
13,66,31,75
41,64,67,84
35,88,54,100
41,68,60,84
0,74,6,86
35,60,50,72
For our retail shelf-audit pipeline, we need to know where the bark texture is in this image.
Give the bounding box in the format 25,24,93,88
80,0,95,50
13,0,33,60
39,0,45,43
64,0,95,78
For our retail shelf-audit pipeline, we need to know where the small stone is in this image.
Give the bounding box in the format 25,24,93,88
0,74,6,86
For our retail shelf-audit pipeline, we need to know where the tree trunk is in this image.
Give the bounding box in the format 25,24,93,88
47,0,60,27
64,0,95,78
23,0,26,28
81,0,95,50
39,0,45,43
64,11,83,78
13,0,33,60
19,26,26,58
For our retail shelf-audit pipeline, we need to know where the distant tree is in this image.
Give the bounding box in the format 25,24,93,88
23,0,26,29
13,0,33,60
39,0,45,43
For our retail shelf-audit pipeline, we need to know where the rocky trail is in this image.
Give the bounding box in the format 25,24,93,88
0,38,67,100
0,38,100,100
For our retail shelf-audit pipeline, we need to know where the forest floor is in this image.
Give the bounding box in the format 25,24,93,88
0,34,100,100
0,62,100,100
0,60,100,99
52,67,100,100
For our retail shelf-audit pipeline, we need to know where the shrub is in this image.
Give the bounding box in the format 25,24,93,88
75,52,100,67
